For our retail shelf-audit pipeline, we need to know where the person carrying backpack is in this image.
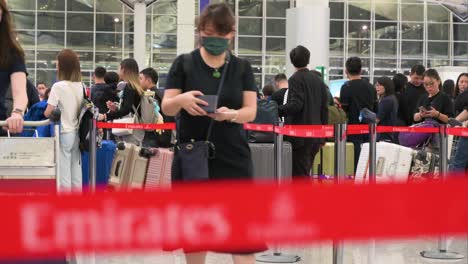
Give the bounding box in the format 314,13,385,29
139,67,173,148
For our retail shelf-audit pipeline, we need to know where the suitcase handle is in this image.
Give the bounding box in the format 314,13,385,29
115,161,122,178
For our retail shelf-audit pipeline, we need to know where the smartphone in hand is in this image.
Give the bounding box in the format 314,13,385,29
197,95,218,113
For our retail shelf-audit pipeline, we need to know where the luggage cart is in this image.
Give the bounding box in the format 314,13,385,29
0,111,61,193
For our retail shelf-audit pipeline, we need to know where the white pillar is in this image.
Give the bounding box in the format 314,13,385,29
286,0,330,78
177,0,195,55
134,2,147,70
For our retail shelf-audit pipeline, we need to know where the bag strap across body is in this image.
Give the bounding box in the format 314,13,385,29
180,51,231,142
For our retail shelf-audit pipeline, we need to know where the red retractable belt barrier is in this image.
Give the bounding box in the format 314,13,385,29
0,177,466,259
243,123,274,132
97,122,467,137
275,125,334,138
447,127,468,137
96,122,176,130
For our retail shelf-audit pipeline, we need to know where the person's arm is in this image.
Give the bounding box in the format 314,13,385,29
44,84,59,118
102,86,138,121
278,78,304,116
320,82,329,124
456,109,468,122
209,91,257,123
5,72,28,133
162,89,208,117
339,84,350,113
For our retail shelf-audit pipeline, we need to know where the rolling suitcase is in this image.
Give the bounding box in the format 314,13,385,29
81,140,116,188
249,142,292,181
144,148,174,190
109,142,150,189
355,142,414,184
312,142,355,177
127,145,150,189
109,142,136,188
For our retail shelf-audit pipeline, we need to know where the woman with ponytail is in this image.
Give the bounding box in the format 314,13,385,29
98,58,145,142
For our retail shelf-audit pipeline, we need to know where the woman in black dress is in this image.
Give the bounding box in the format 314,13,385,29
162,3,257,264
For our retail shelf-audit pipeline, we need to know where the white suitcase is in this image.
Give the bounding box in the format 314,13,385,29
355,142,414,184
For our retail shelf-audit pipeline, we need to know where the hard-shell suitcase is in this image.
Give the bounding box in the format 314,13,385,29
109,142,136,188
144,148,174,190
312,142,355,176
249,142,292,180
127,145,150,189
355,142,414,184
81,140,116,188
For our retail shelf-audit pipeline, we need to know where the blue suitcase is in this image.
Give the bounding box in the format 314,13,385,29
81,140,116,187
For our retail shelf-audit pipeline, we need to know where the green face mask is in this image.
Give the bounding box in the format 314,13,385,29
202,36,229,56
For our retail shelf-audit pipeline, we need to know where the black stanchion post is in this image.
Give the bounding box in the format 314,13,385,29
368,122,377,184
420,124,464,260
368,121,377,264
89,108,98,193
256,122,301,263
333,123,346,264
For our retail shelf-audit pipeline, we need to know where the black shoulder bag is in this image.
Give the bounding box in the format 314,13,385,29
172,52,230,182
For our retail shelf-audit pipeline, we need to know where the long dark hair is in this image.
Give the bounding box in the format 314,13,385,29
0,0,25,69
455,73,468,98
376,76,395,97
120,58,144,95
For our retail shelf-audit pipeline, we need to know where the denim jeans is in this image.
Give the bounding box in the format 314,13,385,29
449,137,468,172
59,131,82,191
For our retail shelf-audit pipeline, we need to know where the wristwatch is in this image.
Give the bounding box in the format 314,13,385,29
12,108,24,117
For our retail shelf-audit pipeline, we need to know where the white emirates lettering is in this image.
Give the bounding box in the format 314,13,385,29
21,201,230,252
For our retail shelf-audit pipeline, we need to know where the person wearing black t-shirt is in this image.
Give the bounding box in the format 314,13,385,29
0,0,27,135
270,73,288,106
413,69,454,124
375,77,398,143
404,64,427,125
393,73,409,126
340,56,376,170
162,4,260,263
454,73,468,115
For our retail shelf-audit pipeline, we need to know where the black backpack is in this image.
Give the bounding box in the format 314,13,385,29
248,99,279,143
78,87,96,152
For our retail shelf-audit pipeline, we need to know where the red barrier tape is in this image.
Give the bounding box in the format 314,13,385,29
97,122,176,130
0,178,466,259
243,123,274,132
96,122,467,138
376,126,440,134
447,127,468,137
275,125,334,138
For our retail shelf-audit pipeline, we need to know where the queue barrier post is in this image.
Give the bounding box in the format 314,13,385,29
332,123,346,264
420,124,465,260
256,122,301,263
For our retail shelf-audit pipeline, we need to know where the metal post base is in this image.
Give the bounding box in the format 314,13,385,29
420,250,465,260
256,253,301,263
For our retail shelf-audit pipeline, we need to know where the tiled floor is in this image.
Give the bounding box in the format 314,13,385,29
92,237,468,264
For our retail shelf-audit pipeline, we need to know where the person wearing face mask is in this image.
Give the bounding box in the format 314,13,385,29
454,73,468,115
374,77,398,143
162,3,258,264
404,64,427,125
413,69,454,124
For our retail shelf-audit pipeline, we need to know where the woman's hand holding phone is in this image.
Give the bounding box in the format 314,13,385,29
178,91,209,116
209,107,238,122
